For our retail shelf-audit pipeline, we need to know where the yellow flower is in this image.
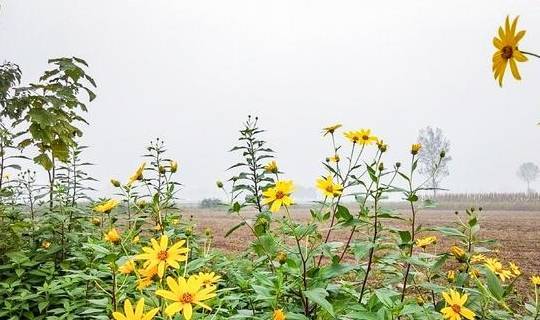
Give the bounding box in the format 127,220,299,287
273,309,286,320
263,180,294,212
170,160,178,173
91,217,101,226
440,289,475,320
327,155,340,163
469,268,480,279
132,235,140,244
265,161,279,174
128,162,146,186
156,276,217,320
322,124,342,136
41,240,51,249
275,251,288,264
195,272,221,288
450,246,466,261
316,176,343,198
112,298,159,320
135,235,189,278
447,270,456,282
531,275,540,286
94,199,119,214
470,254,486,264
119,260,136,274
344,129,377,145
137,265,158,290
484,258,513,282
492,16,528,86
415,236,437,249
411,143,422,155
509,262,521,276
104,228,121,244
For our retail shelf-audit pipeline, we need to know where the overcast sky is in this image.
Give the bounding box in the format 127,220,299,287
2,1,540,201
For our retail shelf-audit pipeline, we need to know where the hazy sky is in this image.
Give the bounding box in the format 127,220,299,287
2,1,540,201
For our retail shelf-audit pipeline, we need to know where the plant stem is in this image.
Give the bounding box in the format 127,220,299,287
522,51,540,59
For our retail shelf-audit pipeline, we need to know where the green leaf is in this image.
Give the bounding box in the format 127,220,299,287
486,269,503,300
304,288,334,316
225,221,246,238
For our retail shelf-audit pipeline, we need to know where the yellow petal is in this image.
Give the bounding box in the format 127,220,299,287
515,30,526,43
460,307,476,320
124,299,134,319
135,298,145,318
183,303,193,320
492,37,503,49
509,58,521,80
165,302,183,316
112,312,127,320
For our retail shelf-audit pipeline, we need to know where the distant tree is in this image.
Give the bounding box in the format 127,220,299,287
517,162,539,193
199,198,222,209
417,126,452,198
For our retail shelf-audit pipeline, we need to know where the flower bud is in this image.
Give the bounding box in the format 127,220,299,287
170,160,178,173
159,165,166,174
395,162,401,168
216,180,224,188
378,162,384,171
440,150,446,158
110,179,121,188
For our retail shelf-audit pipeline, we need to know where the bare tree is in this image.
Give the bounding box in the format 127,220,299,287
417,126,452,198
517,162,539,193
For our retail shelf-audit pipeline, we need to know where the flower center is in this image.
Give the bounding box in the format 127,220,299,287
502,46,513,59
451,304,461,314
275,191,285,199
181,293,193,303
325,185,334,193
157,250,168,260
362,135,369,141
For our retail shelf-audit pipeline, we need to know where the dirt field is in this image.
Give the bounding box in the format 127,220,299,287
187,207,540,277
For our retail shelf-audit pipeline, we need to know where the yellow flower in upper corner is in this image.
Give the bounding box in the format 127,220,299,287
128,162,146,186
170,160,178,173
415,236,437,249
195,272,221,288
156,276,217,320
273,309,286,320
484,258,513,282
265,161,279,174
440,289,475,320
94,199,119,214
104,228,121,245
316,175,343,198
492,16,528,87
119,259,136,274
322,124,342,136
531,275,540,286
112,298,159,320
344,129,377,145
470,254,487,264
135,235,189,278
509,262,521,276
411,143,422,155
263,180,294,212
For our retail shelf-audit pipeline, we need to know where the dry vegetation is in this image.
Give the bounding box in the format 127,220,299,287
191,206,540,278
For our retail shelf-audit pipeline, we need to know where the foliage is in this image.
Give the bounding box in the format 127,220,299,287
199,198,222,209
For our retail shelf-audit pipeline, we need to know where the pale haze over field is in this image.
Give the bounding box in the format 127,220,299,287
1,1,540,201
